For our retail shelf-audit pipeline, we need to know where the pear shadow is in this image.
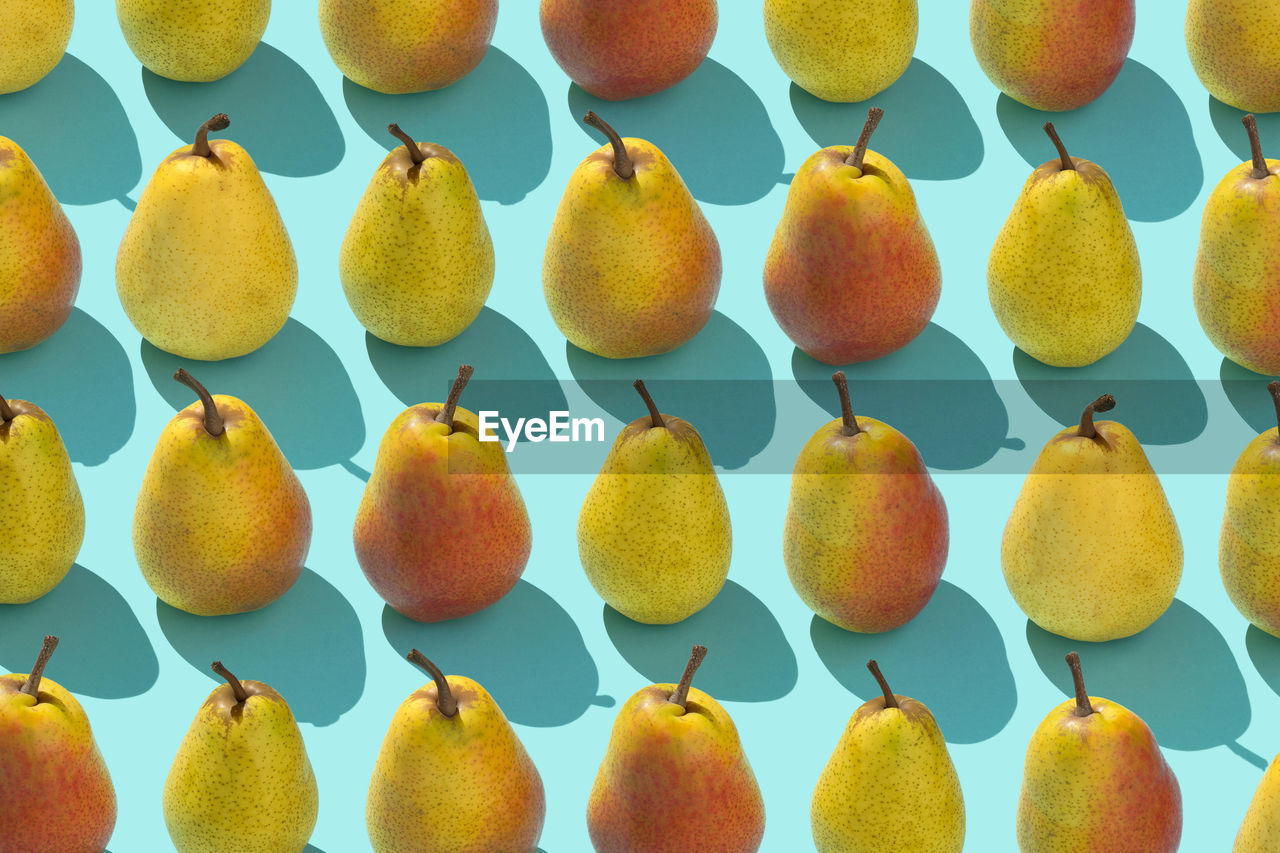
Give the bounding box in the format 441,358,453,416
1026,599,1250,752
1013,324,1207,445
1209,96,1280,163
343,47,550,204
1222,358,1280,434
142,43,344,177
1246,626,1280,701
0,54,141,205
156,569,365,726
996,59,1201,222
603,581,797,702
810,581,1016,743
0,566,157,699
568,59,784,204
303,847,325,853
140,318,364,470
0,309,135,466
789,59,983,181
792,323,1022,470
566,312,775,470
381,580,610,727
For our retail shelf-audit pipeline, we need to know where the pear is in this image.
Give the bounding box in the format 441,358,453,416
0,136,81,353
163,661,318,852
1187,0,1280,113
543,112,721,359
588,645,765,852
988,123,1140,367
811,660,963,853
1017,652,1181,851
134,369,311,616
116,114,297,361
340,124,494,347
116,0,269,82
355,364,531,622
579,380,730,624
1003,394,1182,642
1236,745,1280,851
1194,115,1280,375
785,372,947,632
764,0,916,102
764,107,940,365
319,0,497,94
0,0,72,94
0,636,117,852
366,649,545,852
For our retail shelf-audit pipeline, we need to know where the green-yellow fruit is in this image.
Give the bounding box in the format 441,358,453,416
163,663,318,853
988,124,1140,367
1236,746,1280,851
1002,395,1182,642
0,396,84,604
340,125,493,347
116,0,269,82
116,114,297,361
0,0,72,94
578,380,730,624
1186,0,1280,114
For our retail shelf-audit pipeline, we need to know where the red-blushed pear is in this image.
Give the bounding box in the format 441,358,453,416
764,108,941,365
587,646,765,852
1017,652,1181,852
354,365,532,622
0,636,117,853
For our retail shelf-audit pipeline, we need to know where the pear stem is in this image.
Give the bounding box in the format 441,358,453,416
211,661,249,704
192,113,230,158
0,394,13,424
584,112,635,180
19,636,58,699
1245,115,1270,180
669,645,708,711
1268,381,1280,437
174,369,225,437
1066,652,1095,717
434,364,475,431
388,123,427,166
408,649,458,717
1043,122,1074,172
633,379,665,429
844,107,884,171
1076,394,1115,440
866,659,899,709
831,372,861,436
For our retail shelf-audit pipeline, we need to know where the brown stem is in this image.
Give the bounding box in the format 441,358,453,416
388,123,427,166
1269,381,1280,437
1244,115,1270,179
191,113,230,158
669,645,708,711
19,636,58,699
1066,652,1095,717
434,364,475,431
831,372,861,436
866,659,899,709
1076,394,1115,439
1043,122,1074,172
844,107,884,171
211,661,249,704
584,111,635,180
174,369,225,437
0,394,13,424
632,379,666,429
407,649,458,717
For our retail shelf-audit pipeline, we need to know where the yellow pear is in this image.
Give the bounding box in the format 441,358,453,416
116,0,269,82
0,0,73,94
1236,746,1280,851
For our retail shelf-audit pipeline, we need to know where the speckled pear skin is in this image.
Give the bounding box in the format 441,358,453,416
0,0,71,93
366,675,545,853
116,0,269,82
1187,0,1280,113
543,135,721,359
319,0,497,94
1002,417,1182,642
763,0,916,103
1220,404,1280,637
784,415,948,633
340,140,494,347
970,0,1134,112
133,394,312,616
0,400,84,604
163,678,318,853
1235,748,1280,851
988,151,1140,367
0,138,81,354
587,684,764,852
764,145,940,365
116,133,297,361
539,0,717,101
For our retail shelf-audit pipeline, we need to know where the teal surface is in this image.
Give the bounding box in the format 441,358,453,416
0,0,1274,849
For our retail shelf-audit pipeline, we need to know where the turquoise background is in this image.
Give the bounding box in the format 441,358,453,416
1,0,1277,848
